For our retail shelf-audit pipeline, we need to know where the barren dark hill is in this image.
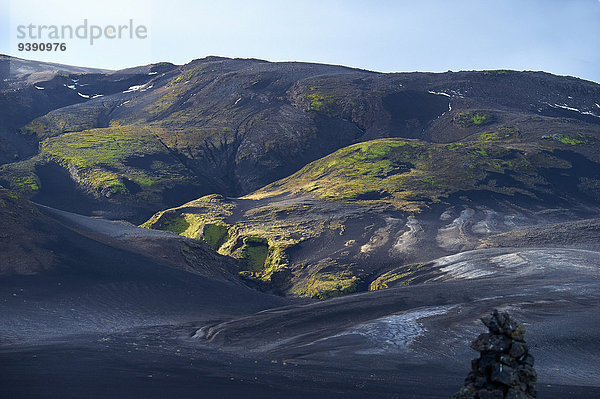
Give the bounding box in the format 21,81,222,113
2,56,599,221
0,185,255,283
0,55,110,88
4,244,597,398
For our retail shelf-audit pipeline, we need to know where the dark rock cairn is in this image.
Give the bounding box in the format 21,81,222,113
453,309,537,399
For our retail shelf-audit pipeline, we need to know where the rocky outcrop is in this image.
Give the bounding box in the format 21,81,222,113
453,309,537,399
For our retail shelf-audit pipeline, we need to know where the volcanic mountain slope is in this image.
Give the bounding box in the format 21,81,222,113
2,54,600,296
0,56,370,220
2,55,600,222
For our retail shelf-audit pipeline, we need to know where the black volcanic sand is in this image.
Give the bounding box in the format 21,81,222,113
2,327,598,399
1,208,600,398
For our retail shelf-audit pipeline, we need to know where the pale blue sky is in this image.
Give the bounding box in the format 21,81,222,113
1,0,599,82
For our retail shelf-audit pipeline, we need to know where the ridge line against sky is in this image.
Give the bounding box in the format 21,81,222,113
1,0,599,83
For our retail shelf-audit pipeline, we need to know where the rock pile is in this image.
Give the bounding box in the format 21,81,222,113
452,309,537,399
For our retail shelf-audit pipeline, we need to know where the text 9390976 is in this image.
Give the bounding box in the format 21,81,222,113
18,42,67,51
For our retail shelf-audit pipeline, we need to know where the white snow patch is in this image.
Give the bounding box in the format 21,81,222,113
77,92,89,98
431,250,499,280
122,83,153,93
553,103,580,112
34,85,44,90
66,84,76,90
71,79,79,83
545,102,600,118
433,251,469,267
91,94,104,99
234,97,242,105
148,71,158,75
595,103,600,109
428,90,451,98
123,85,142,93
581,111,600,118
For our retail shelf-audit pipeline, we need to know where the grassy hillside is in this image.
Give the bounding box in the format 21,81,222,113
0,125,207,219
249,131,599,210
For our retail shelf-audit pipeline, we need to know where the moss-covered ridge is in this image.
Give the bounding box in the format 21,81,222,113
1,125,203,205
247,131,579,212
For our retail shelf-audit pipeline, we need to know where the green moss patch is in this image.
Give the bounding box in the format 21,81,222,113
455,111,493,127
201,223,229,250
163,215,190,235
22,106,105,140
34,126,196,198
239,236,270,273
0,157,42,195
369,263,430,290
552,133,586,145
474,128,517,144
306,87,336,112
41,126,163,169
292,262,360,299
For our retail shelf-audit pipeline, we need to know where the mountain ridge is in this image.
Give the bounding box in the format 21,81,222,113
2,55,599,222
